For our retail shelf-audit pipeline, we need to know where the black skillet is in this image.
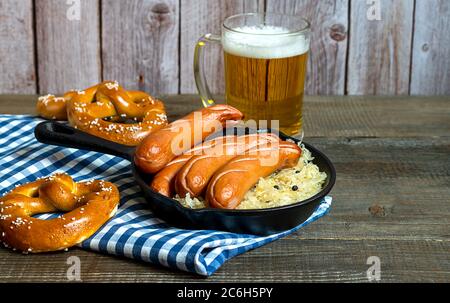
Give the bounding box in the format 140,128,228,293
34,121,336,236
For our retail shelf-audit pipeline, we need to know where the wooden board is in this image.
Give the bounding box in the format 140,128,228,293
101,0,179,95
0,0,36,93
411,0,450,95
35,0,101,94
266,0,349,95
347,0,414,95
179,0,264,94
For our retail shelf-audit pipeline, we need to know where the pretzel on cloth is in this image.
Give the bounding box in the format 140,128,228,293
37,81,168,146
0,173,120,253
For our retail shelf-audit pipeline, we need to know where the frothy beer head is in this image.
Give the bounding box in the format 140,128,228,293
222,25,310,59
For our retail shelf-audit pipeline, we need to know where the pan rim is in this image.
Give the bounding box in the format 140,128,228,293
134,133,336,215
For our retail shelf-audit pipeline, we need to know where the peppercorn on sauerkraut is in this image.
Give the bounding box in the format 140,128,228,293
175,145,327,210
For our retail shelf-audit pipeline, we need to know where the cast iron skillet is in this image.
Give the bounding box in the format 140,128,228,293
34,121,336,236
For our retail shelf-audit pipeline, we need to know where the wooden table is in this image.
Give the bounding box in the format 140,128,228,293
0,95,449,282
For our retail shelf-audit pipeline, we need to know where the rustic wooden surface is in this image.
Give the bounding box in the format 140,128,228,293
1,0,450,96
0,0,36,94
101,0,180,94
347,0,414,95
266,0,349,95
35,0,101,94
0,94,448,282
411,0,450,95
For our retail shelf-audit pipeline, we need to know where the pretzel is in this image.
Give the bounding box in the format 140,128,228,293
37,81,168,146
36,94,71,120
0,174,120,253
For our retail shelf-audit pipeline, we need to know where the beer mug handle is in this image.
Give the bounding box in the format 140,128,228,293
194,33,221,107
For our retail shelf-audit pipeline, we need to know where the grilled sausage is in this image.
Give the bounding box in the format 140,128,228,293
135,105,243,174
206,141,302,209
175,133,280,198
150,136,234,197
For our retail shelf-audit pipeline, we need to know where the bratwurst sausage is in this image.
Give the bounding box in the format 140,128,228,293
206,141,302,209
135,105,243,174
150,135,235,197
175,133,280,198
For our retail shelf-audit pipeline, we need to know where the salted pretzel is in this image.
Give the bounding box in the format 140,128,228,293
37,81,168,146
36,93,72,120
0,174,120,253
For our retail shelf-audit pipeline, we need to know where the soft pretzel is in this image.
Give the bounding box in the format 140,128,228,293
206,141,302,209
0,174,119,253
135,105,243,174
36,93,72,120
37,81,168,146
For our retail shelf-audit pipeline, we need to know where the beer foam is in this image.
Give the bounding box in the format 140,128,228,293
223,25,309,59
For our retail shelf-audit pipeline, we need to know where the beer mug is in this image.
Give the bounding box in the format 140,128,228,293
194,13,310,137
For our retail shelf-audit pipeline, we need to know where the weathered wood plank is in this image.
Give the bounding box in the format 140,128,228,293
102,0,179,95
299,136,450,242
0,0,36,93
0,238,447,282
35,0,101,94
160,95,450,138
347,0,414,95
180,0,265,94
1,95,449,138
411,0,450,95
266,0,349,95
0,95,449,282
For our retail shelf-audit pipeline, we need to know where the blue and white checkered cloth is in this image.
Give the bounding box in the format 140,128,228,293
0,115,332,276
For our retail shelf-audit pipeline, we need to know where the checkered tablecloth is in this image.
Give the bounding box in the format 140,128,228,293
0,115,332,276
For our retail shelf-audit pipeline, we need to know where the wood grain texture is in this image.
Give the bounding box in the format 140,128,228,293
35,0,101,94
0,239,448,282
160,95,450,138
180,0,265,94
0,0,36,93
411,0,450,96
1,95,449,137
347,0,414,95
266,0,349,95
102,0,179,95
0,94,449,282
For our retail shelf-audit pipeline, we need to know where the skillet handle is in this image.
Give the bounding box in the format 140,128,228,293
34,121,135,161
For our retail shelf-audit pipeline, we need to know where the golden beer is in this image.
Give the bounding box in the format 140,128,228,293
194,13,311,136
224,51,308,135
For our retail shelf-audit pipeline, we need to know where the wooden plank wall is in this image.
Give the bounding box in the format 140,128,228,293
266,0,349,95
35,0,101,94
0,0,449,96
0,0,36,93
180,0,264,95
411,0,450,95
348,0,414,95
102,0,180,94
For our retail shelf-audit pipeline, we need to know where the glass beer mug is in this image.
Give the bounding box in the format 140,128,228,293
194,13,311,137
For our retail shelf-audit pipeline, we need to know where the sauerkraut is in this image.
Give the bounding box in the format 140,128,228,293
174,145,327,210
